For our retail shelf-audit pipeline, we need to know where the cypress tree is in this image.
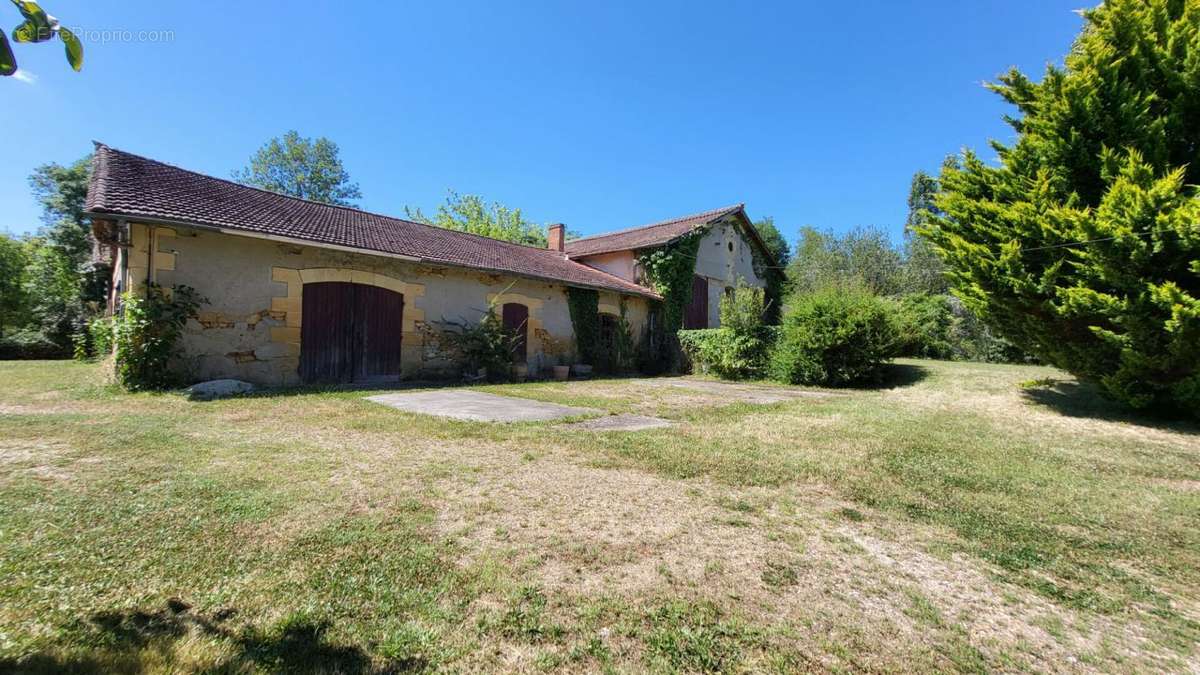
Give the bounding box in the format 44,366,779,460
926,0,1200,416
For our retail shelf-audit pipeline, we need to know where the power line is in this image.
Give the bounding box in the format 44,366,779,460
1018,223,1200,253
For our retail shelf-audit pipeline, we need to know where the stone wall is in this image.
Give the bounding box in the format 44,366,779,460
127,223,651,385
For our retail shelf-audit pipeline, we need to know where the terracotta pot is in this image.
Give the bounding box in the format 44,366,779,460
553,365,570,381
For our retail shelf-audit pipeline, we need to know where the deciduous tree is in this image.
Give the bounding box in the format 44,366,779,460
0,233,30,336
752,217,791,266
30,155,92,266
788,226,904,296
26,154,103,346
233,131,362,206
406,191,546,247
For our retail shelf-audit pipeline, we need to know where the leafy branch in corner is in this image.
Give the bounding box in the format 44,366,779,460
2,1,82,77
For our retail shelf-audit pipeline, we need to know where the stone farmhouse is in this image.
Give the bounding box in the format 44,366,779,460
85,144,773,385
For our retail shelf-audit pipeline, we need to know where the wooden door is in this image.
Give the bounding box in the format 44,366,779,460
684,275,709,329
300,282,404,384
502,302,529,363
354,284,404,382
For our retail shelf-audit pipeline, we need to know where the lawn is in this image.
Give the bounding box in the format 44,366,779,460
0,359,1197,673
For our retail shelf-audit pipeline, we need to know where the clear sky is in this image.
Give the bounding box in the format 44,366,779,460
1,1,1084,244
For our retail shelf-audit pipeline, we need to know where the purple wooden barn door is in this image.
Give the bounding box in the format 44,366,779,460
684,275,708,329
300,282,404,384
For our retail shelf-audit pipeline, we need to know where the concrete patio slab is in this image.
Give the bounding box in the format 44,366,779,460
562,414,673,432
366,390,601,423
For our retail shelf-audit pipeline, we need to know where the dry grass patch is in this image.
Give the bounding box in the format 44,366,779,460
1,359,1197,672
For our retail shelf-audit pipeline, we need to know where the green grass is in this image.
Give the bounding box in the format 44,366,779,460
0,358,1197,672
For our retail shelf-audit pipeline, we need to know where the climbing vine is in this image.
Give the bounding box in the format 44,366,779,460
635,225,707,335
747,234,785,325
566,286,601,365
635,226,708,370
611,299,635,373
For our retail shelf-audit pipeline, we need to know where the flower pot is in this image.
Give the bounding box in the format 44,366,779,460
553,365,570,381
511,363,528,381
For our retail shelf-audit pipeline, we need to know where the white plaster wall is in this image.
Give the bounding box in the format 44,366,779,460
141,223,651,385
693,217,766,328
576,250,638,283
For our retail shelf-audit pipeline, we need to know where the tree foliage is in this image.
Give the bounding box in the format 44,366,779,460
752,217,791,266
0,233,30,336
788,225,904,296
890,293,1023,363
22,235,76,345
2,1,82,77
22,154,103,348
406,191,546,247
30,155,92,265
902,170,949,295
925,0,1200,415
751,217,789,324
233,131,362,206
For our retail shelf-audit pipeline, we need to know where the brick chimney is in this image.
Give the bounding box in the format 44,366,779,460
547,223,565,252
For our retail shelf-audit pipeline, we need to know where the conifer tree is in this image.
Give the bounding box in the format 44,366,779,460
925,0,1200,416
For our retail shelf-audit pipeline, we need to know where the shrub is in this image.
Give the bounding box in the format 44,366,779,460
597,304,636,374
769,286,898,386
891,293,956,360
71,326,91,361
891,293,1032,364
0,328,70,360
74,315,116,361
679,283,776,380
89,315,114,357
435,302,521,382
114,284,205,391
679,327,779,380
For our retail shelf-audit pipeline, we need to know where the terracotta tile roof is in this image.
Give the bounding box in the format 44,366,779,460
85,144,658,298
564,204,746,258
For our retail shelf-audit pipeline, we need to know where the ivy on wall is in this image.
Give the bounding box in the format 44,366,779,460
636,226,707,334
610,299,636,373
635,225,708,370
566,286,601,365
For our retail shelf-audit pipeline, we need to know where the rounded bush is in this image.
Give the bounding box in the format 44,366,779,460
769,287,898,386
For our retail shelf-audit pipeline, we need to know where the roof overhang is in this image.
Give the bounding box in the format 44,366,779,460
630,206,779,269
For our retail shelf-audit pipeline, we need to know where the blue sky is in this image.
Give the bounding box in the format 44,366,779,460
1,1,1084,244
